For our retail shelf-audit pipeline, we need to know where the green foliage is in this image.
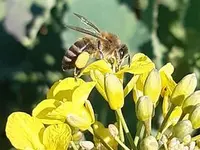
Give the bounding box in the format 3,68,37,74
61,0,150,53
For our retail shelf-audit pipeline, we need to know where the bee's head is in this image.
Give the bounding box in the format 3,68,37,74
116,44,130,67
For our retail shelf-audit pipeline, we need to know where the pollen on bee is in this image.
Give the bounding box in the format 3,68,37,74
75,51,90,69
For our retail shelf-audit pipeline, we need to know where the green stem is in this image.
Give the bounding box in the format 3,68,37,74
114,136,130,150
134,121,144,146
156,105,175,140
144,119,151,137
116,109,137,150
116,111,125,142
70,141,78,150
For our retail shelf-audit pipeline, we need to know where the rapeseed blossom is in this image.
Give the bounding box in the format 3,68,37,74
6,53,200,150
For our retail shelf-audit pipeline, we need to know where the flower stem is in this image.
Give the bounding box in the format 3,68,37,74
114,136,130,150
144,119,151,137
116,111,124,142
134,121,145,146
116,109,137,150
156,105,175,140
70,141,78,150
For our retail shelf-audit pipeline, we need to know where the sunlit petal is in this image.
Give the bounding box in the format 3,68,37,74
6,112,45,150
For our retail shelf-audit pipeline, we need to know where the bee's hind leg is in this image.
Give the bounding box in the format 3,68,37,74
73,67,81,81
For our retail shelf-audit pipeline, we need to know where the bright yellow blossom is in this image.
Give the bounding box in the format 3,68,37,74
6,112,72,150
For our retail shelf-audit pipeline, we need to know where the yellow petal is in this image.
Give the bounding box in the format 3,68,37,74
162,89,170,117
124,75,139,97
126,53,155,74
161,106,182,134
67,106,94,131
90,70,107,100
72,81,96,106
51,77,84,101
32,99,65,124
132,85,143,103
159,63,174,75
159,63,176,97
80,59,112,76
54,101,74,118
160,71,176,97
43,124,72,150
105,73,124,110
85,100,95,123
136,72,149,91
47,80,60,99
6,112,45,150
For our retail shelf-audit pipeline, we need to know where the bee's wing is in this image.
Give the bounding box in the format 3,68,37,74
65,25,107,41
73,13,100,33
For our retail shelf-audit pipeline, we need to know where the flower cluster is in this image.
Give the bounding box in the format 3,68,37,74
5,53,200,150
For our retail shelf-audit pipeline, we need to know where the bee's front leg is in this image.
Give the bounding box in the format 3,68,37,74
98,41,104,59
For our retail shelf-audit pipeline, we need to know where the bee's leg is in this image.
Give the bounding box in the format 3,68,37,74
98,40,104,59
108,57,117,72
73,67,81,81
127,54,131,67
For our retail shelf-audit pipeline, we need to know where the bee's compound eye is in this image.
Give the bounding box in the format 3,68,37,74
75,52,90,69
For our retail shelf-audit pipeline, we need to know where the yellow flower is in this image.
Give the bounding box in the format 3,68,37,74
6,112,71,150
47,77,95,106
85,53,155,106
55,100,95,131
33,77,96,129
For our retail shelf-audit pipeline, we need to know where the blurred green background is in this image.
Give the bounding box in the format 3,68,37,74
1,0,200,149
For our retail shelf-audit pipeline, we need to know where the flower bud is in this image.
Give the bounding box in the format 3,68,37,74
144,69,161,104
182,90,200,114
171,73,197,106
104,73,124,110
72,131,83,141
139,136,158,150
136,96,153,121
172,120,193,141
108,124,118,137
189,104,200,129
80,141,94,150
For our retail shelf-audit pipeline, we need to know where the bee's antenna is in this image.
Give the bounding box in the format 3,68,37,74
73,13,101,33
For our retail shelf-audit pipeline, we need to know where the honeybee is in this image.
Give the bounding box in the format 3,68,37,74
62,13,130,76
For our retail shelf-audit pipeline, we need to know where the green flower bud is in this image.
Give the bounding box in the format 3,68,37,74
182,90,200,114
189,104,200,129
104,73,124,110
173,120,193,141
144,69,162,104
136,96,153,121
171,73,197,106
139,136,158,150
